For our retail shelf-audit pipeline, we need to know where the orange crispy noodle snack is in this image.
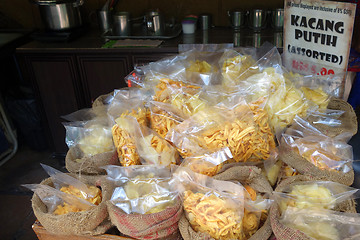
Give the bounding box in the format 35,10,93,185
292,138,348,172
111,108,147,166
186,159,224,177
283,164,299,177
198,105,275,163
153,78,206,116
54,185,102,215
149,104,183,138
183,190,244,240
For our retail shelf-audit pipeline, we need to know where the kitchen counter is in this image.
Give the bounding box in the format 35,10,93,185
16,27,283,53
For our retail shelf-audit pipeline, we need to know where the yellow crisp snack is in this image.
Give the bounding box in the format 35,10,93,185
183,190,244,240
293,139,345,172
54,185,102,215
301,87,329,110
153,78,206,116
138,133,179,165
111,107,147,166
279,183,335,213
122,174,176,214
183,158,224,177
78,125,114,156
197,102,275,163
149,106,182,138
187,60,213,73
222,55,258,87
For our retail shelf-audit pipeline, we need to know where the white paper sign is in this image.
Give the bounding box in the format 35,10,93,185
283,0,356,76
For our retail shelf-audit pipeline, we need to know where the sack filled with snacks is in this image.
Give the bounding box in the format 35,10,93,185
116,116,180,166
279,116,354,186
306,97,358,138
25,165,111,235
270,175,358,240
103,165,182,240
107,88,151,166
280,207,360,240
173,167,272,240
180,147,233,176
63,116,118,174
214,165,274,240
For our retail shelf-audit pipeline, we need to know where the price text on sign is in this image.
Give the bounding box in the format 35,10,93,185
283,0,356,76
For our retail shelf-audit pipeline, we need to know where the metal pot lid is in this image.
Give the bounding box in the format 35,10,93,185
30,0,82,5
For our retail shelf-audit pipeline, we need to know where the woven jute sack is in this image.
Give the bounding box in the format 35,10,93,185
279,138,354,186
179,166,273,240
270,175,357,240
65,146,119,174
107,200,183,240
307,97,358,138
32,174,112,236
104,176,182,240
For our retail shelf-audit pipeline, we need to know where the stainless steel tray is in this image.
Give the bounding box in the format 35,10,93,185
102,23,182,40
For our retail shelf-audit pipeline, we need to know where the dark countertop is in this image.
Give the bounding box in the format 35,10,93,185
16,27,283,54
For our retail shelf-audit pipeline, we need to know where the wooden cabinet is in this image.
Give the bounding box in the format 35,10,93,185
77,54,132,106
16,50,177,154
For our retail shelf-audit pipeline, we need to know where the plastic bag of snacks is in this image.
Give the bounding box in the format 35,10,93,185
107,88,151,166
148,101,186,138
180,147,233,176
24,166,110,235
214,165,274,240
167,100,275,162
63,116,118,174
305,98,358,138
173,167,271,240
280,116,355,186
270,175,358,240
117,116,179,166
104,165,182,239
280,207,360,240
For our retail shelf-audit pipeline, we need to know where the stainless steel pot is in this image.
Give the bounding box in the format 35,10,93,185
31,0,84,31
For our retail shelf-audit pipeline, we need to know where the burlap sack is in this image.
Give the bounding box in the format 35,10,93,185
279,138,354,186
270,175,357,240
65,146,119,174
179,166,273,240
107,200,183,240
32,174,112,236
307,97,358,138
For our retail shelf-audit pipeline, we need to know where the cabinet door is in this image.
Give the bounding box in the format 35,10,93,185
78,54,132,107
132,53,176,66
21,54,83,154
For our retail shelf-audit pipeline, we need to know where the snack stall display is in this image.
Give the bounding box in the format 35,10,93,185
27,43,360,240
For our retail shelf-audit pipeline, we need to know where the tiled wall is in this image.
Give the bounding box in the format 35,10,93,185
0,0,284,29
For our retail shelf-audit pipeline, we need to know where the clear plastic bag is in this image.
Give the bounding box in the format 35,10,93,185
148,101,186,138
280,207,360,240
166,101,274,162
151,78,209,117
117,116,179,166
103,165,178,214
23,184,95,214
273,181,360,214
63,119,114,156
282,116,353,173
180,147,233,176
172,167,270,240
23,165,102,215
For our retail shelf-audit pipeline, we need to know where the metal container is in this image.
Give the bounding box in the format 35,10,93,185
199,14,211,30
97,10,111,32
248,9,267,32
145,10,164,35
228,10,245,29
31,0,84,31
272,8,284,31
113,12,131,36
